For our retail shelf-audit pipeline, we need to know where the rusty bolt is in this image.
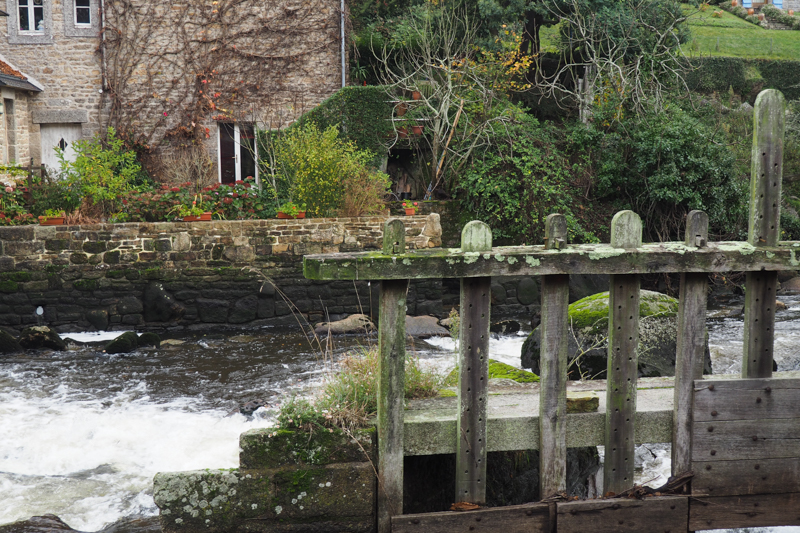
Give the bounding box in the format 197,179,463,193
412,519,420,525
526,511,533,517
756,397,762,403
711,450,717,456
475,518,482,522
753,435,758,441
612,504,621,510
670,505,676,510
765,386,772,393
706,465,712,471
709,385,715,391
711,410,718,417
708,426,714,432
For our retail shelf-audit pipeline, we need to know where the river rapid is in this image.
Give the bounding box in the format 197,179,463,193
2,295,800,532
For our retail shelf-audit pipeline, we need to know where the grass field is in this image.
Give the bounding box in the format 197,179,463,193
684,5,800,59
539,5,800,60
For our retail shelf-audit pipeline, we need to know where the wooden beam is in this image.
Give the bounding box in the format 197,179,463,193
692,418,800,460
456,221,492,504
693,377,800,421
539,214,570,498
743,89,785,379
689,492,800,530
392,502,551,533
604,211,642,495
672,210,709,479
557,496,688,533
303,241,800,281
692,457,800,496
377,219,409,533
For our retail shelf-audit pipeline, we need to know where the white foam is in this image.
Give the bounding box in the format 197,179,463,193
60,331,131,343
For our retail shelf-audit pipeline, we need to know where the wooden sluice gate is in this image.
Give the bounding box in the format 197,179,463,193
303,89,800,532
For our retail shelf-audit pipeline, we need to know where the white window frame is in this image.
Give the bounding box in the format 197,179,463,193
17,0,45,34
73,0,90,27
217,123,259,184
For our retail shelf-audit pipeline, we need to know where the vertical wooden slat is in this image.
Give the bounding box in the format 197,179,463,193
672,210,709,479
603,210,642,495
456,220,492,504
743,89,785,379
378,219,409,533
539,214,569,498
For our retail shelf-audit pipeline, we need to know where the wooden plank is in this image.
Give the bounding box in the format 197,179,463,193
693,377,800,421
303,241,800,281
743,89,785,379
557,496,688,533
604,211,642,495
539,214,570,498
377,220,409,533
392,502,550,533
456,221,492,504
672,210,709,479
692,457,800,496
692,418,800,460
689,492,800,530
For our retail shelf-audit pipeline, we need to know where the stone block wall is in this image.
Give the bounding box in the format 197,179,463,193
0,214,445,333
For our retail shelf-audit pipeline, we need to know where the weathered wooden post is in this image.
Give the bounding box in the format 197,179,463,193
672,210,709,479
539,214,569,498
743,89,785,379
377,219,410,533
455,221,492,504
603,210,642,495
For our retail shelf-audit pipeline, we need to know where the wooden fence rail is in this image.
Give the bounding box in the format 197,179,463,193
304,89,800,532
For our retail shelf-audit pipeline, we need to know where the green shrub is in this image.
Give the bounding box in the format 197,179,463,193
593,105,746,241
457,114,597,245
270,122,389,217
56,127,148,217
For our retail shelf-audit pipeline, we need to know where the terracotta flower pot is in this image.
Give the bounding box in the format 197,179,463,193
397,127,408,139
790,9,795,15
183,212,212,222
411,124,424,135
396,103,408,117
38,216,65,226
412,90,422,100
404,208,416,216
731,0,737,6
748,8,755,14
277,211,306,219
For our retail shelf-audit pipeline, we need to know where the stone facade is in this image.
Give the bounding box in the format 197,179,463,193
0,0,343,173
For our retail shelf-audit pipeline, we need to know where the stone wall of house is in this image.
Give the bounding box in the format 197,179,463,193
0,0,104,163
1,89,33,164
0,214,445,333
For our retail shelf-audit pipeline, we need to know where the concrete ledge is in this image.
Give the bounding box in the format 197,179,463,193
31,109,90,124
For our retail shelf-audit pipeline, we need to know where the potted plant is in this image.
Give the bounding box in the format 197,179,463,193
402,201,418,215
277,201,307,219
38,209,66,226
174,195,212,221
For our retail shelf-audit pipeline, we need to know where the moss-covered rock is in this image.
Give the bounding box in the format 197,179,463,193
521,290,712,378
138,332,161,348
0,329,22,354
18,326,66,351
443,359,539,386
239,427,375,470
104,331,139,354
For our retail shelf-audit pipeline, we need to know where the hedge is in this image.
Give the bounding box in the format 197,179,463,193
685,57,800,101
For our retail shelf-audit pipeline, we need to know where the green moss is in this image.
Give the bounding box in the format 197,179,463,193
0,272,32,282
568,290,678,335
105,270,125,279
443,359,539,386
438,389,457,397
73,279,99,291
45,264,66,273
0,280,18,293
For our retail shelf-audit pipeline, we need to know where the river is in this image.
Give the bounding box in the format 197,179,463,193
1,294,800,532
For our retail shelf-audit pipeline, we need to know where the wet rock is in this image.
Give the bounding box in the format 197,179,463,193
138,332,161,348
521,290,712,379
405,315,448,338
517,277,540,305
780,276,800,294
160,339,185,346
99,516,161,533
18,326,67,351
490,319,520,334
569,274,609,303
229,295,258,324
238,399,267,416
0,515,82,533
314,313,375,335
143,282,185,322
104,331,139,354
86,309,109,330
0,329,23,354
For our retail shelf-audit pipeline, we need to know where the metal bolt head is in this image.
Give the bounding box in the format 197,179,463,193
709,385,715,391
711,410,718,417
708,426,714,432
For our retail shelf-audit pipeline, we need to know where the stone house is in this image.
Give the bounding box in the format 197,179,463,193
0,0,344,182
0,54,43,167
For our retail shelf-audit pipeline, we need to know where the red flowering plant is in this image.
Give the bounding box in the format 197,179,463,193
0,185,36,226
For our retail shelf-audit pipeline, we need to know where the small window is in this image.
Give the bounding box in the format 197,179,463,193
18,0,45,33
74,0,90,25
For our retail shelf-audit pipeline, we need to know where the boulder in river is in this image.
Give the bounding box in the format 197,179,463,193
18,326,66,351
0,514,82,533
104,331,139,354
0,328,23,354
314,313,375,335
405,315,449,338
521,290,712,379
137,332,161,348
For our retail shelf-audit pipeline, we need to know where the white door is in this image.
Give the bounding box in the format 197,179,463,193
40,124,83,172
